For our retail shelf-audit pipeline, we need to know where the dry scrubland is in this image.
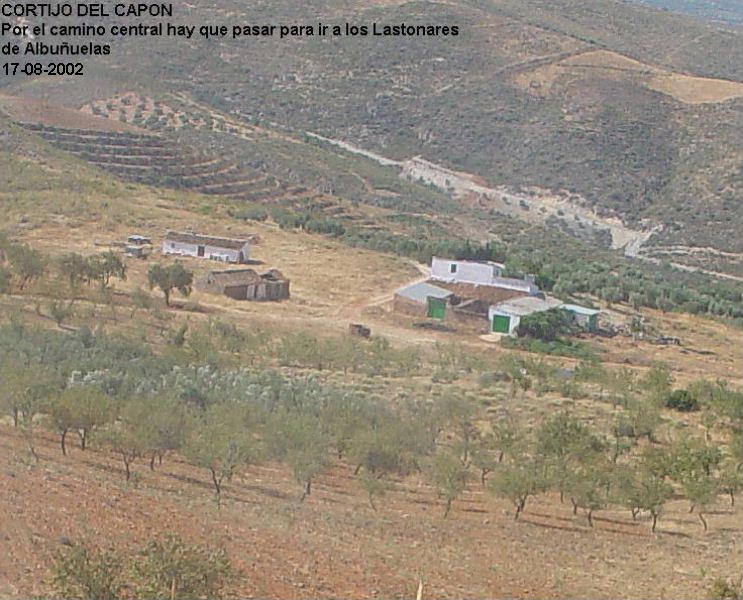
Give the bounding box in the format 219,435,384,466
1,165,743,599
2,9,743,594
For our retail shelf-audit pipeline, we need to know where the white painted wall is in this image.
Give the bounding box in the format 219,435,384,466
162,240,249,263
431,257,504,285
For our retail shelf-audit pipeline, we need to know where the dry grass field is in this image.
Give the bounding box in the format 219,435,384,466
515,49,743,104
0,94,145,133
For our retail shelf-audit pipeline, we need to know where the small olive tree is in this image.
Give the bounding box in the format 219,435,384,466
427,450,469,518
268,412,331,502
184,403,260,507
489,457,549,520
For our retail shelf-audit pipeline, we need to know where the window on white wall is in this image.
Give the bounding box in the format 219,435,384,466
450,264,457,274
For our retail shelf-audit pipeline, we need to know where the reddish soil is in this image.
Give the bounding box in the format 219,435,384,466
1,426,740,599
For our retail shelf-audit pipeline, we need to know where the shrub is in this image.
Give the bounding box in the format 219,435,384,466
52,543,125,600
664,389,699,412
502,337,598,360
516,309,576,342
709,578,743,600
52,536,234,600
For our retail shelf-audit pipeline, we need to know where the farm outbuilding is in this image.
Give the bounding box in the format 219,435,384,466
127,234,151,245
124,245,149,259
393,281,454,319
488,297,602,336
561,304,601,332
394,258,601,337
196,268,289,301
488,296,563,336
162,231,252,263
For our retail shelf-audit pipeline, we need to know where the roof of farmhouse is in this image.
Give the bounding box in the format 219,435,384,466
491,295,563,316
206,268,287,286
561,303,601,316
396,281,454,303
436,257,506,269
165,230,251,250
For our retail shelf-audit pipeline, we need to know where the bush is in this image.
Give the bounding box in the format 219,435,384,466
664,389,699,412
502,336,598,360
230,206,268,222
708,577,742,600
52,535,234,600
516,309,576,342
52,543,125,600
477,370,509,387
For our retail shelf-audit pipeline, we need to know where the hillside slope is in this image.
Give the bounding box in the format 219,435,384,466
4,0,743,272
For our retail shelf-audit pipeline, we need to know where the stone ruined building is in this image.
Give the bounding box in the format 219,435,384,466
196,268,290,301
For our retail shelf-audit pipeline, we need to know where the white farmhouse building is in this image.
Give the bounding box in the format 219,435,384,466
430,257,538,295
162,231,251,263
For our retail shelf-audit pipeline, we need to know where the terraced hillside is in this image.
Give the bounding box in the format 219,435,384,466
20,123,313,205
4,0,743,276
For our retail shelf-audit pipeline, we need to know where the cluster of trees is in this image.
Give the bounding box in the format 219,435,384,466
0,235,46,293
52,534,233,600
487,413,740,532
0,238,131,325
240,205,507,266
57,251,127,295
507,254,743,322
2,321,743,538
516,308,577,342
153,319,475,380
0,235,195,315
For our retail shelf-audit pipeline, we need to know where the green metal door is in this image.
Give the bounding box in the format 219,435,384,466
427,297,446,320
492,314,511,333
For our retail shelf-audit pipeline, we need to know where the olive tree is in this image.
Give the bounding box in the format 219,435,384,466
634,472,674,533
52,543,125,600
683,474,718,532
6,243,45,290
536,413,604,502
147,263,193,307
184,403,260,507
86,251,127,290
67,387,114,451
47,389,78,455
268,412,331,502
566,466,611,527
489,457,549,520
427,450,469,518
719,462,743,506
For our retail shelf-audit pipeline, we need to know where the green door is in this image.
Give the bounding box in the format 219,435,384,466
427,297,446,320
492,314,511,334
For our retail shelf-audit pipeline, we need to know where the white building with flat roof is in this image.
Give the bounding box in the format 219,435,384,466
430,257,538,295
